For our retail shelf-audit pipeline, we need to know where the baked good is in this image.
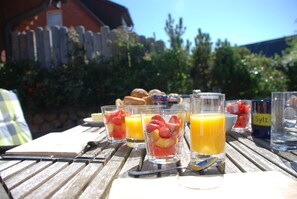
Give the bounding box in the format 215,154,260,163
115,98,124,106
130,88,148,98
148,89,165,96
123,96,146,105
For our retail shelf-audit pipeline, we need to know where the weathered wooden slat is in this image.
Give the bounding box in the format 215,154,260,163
26,30,35,61
227,136,297,179
59,26,68,64
100,25,110,57
35,27,45,66
224,157,242,173
0,160,21,172
50,163,103,199
19,32,27,60
10,162,68,198
3,161,52,190
51,25,61,66
78,145,132,199
93,32,101,54
0,160,36,181
23,162,85,199
11,31,20,61
228,133,297,178
118,148,145,178
84,30,94,60
225,143,262,172
95,142,122,162
75,26,85,48
43,28,51,68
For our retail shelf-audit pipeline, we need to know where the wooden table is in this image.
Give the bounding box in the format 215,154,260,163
0,124,297,199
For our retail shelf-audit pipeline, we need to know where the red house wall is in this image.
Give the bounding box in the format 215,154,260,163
15,0,102,32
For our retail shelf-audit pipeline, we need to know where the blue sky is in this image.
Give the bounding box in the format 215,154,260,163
111,0,297,47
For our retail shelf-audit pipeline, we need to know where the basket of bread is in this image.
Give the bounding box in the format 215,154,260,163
115,88,167,106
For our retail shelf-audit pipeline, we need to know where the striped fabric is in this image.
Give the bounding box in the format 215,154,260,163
0,88,32,146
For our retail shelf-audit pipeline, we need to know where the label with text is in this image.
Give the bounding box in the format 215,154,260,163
252,113,271,126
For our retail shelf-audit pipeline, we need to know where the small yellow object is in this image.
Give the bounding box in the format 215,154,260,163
91,113,103,121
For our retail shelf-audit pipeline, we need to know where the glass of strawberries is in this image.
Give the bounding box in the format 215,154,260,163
101,105,132,143
226,100,251,133
141,108,186,164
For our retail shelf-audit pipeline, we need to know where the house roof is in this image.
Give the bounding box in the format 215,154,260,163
242,34,297,57
79,0,134,29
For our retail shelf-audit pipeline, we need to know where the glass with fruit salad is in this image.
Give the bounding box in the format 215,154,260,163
101,105,131,143
226,100,251,133
141,108,186,164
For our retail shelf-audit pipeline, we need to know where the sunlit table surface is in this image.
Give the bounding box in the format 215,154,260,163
0,124,296,199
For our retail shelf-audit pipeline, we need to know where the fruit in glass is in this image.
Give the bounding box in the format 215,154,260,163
102,107,130,143
143,112,185,164
227,100,251,131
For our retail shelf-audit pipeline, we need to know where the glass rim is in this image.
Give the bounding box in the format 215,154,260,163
140,108,187,114
190,92,224,96
271,91,297,94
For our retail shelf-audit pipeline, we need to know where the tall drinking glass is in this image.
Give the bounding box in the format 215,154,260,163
190,93,226,168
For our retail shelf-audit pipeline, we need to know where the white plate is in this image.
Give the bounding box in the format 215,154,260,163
83,117,104,126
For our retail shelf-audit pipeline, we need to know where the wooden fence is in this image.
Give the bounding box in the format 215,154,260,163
10,25,165,68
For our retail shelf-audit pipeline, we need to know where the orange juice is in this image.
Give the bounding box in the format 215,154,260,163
190,113,225,155
125,114,144,140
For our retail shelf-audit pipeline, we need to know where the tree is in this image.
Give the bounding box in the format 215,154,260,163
281,35,297,90
190,28,212,91
212,40,251,99
163,14,192,93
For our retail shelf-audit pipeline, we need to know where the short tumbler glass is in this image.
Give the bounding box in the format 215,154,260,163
141,108,186,164
125,105,161,149
271,92,297,150
101,105,131,143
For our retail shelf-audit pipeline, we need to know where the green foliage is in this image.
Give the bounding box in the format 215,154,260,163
191,28,212,91
212,40,252,99
0,16,294,113
280,36,297,90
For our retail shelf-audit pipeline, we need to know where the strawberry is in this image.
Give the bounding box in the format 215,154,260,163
112,124,126,139
146,123,159,133
168,115,180,124
151,115,165,125
158,126,172,138
166,123,180,132
234,114,249,128
166,115,181,132
111,116,122,125
245,105,251,113
227,104,239,114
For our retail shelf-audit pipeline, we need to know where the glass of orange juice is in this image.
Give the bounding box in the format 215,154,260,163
125,105,161,148
190,93,226,169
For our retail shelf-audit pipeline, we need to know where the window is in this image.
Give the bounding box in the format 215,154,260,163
47,10,62,27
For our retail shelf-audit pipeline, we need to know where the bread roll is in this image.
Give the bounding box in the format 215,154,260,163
123,96,146,105
148,89,165,96
115,98,124,106
130,88,148,98
143,96,153,105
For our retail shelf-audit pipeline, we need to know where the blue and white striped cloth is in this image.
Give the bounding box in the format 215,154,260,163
0,88,32,146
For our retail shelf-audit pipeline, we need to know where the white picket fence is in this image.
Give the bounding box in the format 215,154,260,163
10,25,165,68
